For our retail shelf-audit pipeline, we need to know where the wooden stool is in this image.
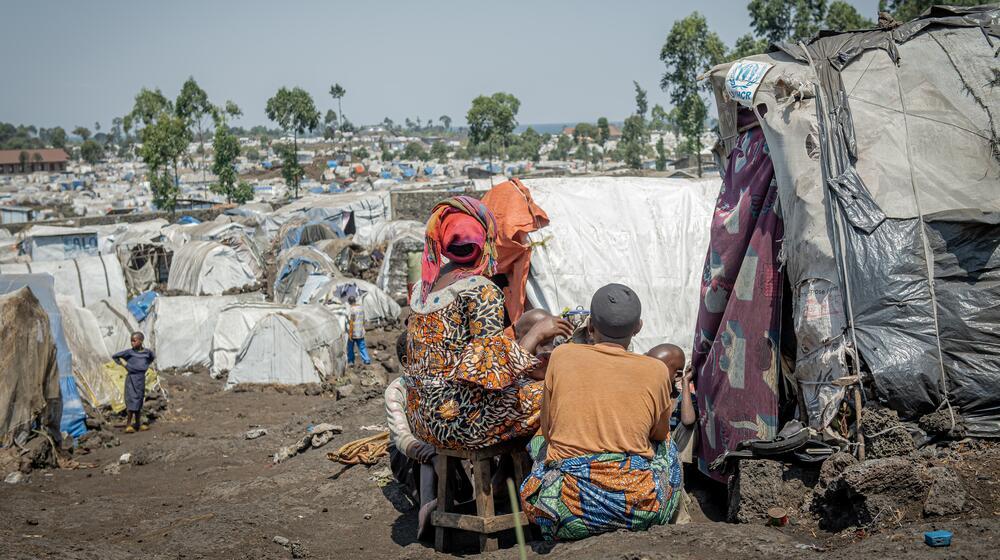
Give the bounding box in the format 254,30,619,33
433,439,530,553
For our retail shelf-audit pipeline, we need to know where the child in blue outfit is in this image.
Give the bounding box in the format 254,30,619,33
347,296,371,366
112,331,155,433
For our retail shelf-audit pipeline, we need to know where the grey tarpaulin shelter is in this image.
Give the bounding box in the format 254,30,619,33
706,5,1000,436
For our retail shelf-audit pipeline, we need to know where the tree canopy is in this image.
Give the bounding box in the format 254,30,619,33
466,92,521,166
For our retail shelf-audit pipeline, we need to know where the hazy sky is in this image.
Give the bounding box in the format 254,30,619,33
1,0,878,130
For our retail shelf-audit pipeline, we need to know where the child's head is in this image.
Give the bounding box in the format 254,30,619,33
513,309,553,340
348,295,357,305
131,331,145,350
646,343,685,388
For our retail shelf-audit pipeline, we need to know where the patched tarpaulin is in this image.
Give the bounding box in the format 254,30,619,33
707,5,1000,438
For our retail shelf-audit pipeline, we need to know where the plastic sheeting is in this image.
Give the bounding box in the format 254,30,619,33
226,304,348,388
88,299,139,362
307,277,400,328
127,291,158,322
55,296,116,409
0,253,128,309
273,246,342,305
521,177,720,354
209,302,292,378
0,287,60,445
167,241,258,296
705,6,1000,435
0,275,87,438
144,294,263,371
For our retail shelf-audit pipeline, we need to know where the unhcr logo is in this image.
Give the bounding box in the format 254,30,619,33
725,60,773,107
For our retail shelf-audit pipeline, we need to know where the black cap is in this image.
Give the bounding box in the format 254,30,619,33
589,283,641,339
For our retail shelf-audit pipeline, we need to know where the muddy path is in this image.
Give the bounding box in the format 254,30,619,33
2,331,999,559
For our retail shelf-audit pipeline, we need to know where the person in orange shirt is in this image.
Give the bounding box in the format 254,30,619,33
519,284,683,540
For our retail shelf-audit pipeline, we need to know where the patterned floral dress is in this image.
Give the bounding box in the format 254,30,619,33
403,275,542,450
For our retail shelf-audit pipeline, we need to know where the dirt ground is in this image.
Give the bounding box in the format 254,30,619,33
3,328,1000,560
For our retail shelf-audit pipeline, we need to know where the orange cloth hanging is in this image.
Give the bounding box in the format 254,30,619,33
481,178,549,331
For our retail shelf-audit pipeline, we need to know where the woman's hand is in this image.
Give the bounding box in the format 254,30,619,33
407,441,436,464
520,316,573,354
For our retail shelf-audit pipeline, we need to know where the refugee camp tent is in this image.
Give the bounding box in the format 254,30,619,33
167,241,258,296
520,177,719,354
226,304,348,389
0,275,87,438
265,191,391,242
88,298,138,359
208,302,293,378
307,277,401,327
144,293,264,371
0,253,128,309
273,246,341,304
374,226,423,305
274,215,345,252
0,287,60,445
168,221,265,279
697,5,1000,473
19,226,101,261
352,220,423,251
55,296,117,409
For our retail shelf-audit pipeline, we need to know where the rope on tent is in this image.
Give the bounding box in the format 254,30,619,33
327,431,389,465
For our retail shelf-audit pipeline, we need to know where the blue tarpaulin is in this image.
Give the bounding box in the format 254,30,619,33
0,274,87,439
127,291,158,323
177,215,201,225
327,160,338,168
278,220,346,252
381,170,391,179
402,168,416,178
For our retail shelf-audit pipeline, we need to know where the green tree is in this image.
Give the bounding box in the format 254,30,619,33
633,81,648,118
660,12,726,176
748,0,824,43
329,83,347,129
80,139,102,164
727,33,770,61
50,127,67,150
520,127,543,163
275,143,303,196
878,0,978,22
549,133,574,161
210,101,251,204
596,117,610,148
176,77,216,180
265,86,320,198
139,114,191,213
402,141,428,161
574,122,598,142
439,115,452,131
73,126,91,141
466,92,520,172
655,137,668,171
825,0,873,29
245,147,261,161
18,150,28,172
430,141,449,162
353,147,370,160
620,115,647,170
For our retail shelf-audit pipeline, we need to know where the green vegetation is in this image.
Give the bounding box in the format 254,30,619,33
211,101,252,204
401,141,428,161
467,92,520,172
655,137,667,171
265,86,320,198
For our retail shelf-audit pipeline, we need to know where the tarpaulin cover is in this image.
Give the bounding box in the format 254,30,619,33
0,287,60,445
209,302,292,378
273,246,342,305
706,5,1000,435
99,362,161,414
167,241,258,296
691,118,783,480
0,275,87,438
522,177,719,354
55,296,116,409
127,291,158,323
0,253,128,309
307,277,401,328
226,304,348,388
144,293,263,371
88,299,139,363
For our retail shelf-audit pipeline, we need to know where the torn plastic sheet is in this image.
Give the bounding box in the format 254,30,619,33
827,167,886,233
792,278,850,429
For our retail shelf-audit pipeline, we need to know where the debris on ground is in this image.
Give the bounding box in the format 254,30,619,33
273,535,306,558
919,408,967,440
273,424,343,464
327,431,389,466
245,428,267,440
5,471,28,484
118,452,132,464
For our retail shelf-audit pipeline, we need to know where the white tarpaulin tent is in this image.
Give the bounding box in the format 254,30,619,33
87,299,138,361
226,304,348,388
209,302,292,378
167,241,258,296
307,277,400,328
522,177,719,354
55,296,118,409
144,294,263,371
0,253,128,309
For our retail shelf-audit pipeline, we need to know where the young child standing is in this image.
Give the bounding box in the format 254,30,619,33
112,332,155,433
646,344,698,463
347,296,371,366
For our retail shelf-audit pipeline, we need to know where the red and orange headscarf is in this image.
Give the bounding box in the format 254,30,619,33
420,196,498,303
